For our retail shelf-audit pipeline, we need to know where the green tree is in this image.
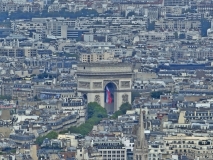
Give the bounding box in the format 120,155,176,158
87,102,107,119
120,103,131,114
111,110,122,119
35,131,58,146
111,102,131,119
150,91,163,99
150,91,171,99
131,91,141,102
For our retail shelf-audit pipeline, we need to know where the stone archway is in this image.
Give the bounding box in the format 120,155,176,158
104,82,117,114
76,63,133,113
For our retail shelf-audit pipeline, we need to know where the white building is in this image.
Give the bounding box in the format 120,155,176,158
92,139,127,160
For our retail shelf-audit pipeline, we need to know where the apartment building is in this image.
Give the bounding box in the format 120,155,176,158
13,83,33,100
155,19,201,31
0,47,37,58
76,147,103,160
62,97,86,117
58,133,80,147
139,31,175,41
13,21,46,32
145,6,159,21
148,141,167,160
48,1,62,12
39,88,76,100
164,0,189,6
93,140,126,160
164,134,213,160
80,52,114,62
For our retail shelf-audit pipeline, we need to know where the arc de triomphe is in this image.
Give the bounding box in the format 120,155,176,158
76,62,134,113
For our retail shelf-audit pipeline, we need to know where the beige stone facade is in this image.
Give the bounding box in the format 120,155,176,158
80,52,115,63
76,62,133,112
164,134,213,160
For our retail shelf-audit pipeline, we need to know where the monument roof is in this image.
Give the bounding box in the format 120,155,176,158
77,62,132,67
77,62,133,74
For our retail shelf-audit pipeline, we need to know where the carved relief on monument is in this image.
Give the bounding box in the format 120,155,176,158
79,81,90,88
103,80,119,88
122,94,128,103
121,81,130,88
93,82,102,89
94,95,100,104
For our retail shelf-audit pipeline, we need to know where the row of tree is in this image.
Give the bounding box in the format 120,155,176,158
35,102,106,145
35,131,58,146
35,102,133,145
60,102,107,135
